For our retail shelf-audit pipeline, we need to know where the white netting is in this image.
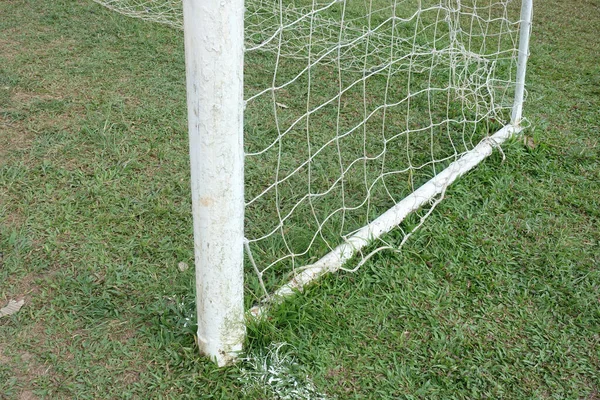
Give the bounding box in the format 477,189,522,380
92,0,523,300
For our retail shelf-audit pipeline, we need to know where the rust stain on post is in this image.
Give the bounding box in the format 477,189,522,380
199,197,215,207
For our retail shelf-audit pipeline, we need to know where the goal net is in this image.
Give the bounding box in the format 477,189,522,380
91,0,531,364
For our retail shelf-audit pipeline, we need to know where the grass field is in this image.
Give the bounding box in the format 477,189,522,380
1,0,599,399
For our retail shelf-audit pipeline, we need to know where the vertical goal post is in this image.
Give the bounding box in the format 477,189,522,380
512,0,533,126
177,0,534,366
183,0,246,366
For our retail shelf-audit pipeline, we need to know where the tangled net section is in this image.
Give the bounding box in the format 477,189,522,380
92,0,523,300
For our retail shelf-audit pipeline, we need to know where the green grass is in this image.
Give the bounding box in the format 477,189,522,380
1,0,599,399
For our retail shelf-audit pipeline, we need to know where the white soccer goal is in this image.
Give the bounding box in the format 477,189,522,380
92,0,532,366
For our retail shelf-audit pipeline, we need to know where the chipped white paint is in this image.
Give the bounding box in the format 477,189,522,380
183,0,245,366
240,343,328,399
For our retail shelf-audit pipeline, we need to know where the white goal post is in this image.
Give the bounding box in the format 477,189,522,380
91,0,532,366
183,0,532,366
183,0,246,366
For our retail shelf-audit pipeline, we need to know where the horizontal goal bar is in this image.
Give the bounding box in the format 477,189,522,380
250,124,522,318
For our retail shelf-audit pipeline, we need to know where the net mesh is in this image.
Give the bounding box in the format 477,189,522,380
91,0,523,301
